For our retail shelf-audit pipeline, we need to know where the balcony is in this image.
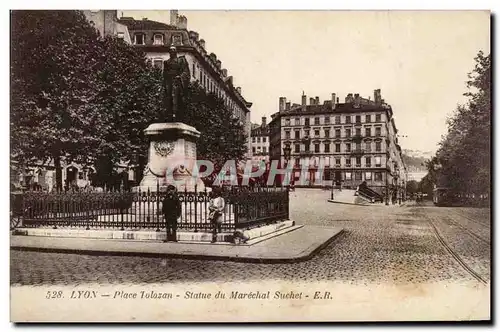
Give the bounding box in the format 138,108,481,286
299,151,313,156
350,149,365,155
301,136,311,142
351,134,363,142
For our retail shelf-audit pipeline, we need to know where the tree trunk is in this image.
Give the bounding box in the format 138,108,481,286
54,154,62,192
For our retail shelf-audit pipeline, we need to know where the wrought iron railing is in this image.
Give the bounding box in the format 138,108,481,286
17,186,289,234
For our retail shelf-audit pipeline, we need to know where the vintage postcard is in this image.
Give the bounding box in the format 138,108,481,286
9,9,491,322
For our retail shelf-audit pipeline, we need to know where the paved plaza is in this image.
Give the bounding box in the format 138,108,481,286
10,189,491,286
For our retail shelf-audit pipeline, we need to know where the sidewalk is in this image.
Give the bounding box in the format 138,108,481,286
10,226,344,263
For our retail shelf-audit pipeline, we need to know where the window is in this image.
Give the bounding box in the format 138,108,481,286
324,129,330,138
346,143,351,152
375,172,383,181
263,137,266,143
305,118,310,126
355,172,362,180
314,143,320,153
295,118,300,125
285,131,291,139
335,143,341,152
304,143,310,152
345,128,351,138
314,117,320,125
335,116,341,124
285,118,290,126
257,137,261,143
345,116,351,124
324,143,330,153
304,130,310,137
172,35,182,46
366,114,371,123
355,115,361,124
365,157,371,167
375,127,382,136
355,157,361,166
153,34,164,45
262,147,267,154
376,114,382,122
324,117,330,124
365,172,372,180
375,156,382,166
345,172,352,180
365,142,371,152
295,144,300,153
252,137,256,143
365,128,371,137
294,130,300,139
314,129,320,137
134,34,145,45
375,142,382,152
117,32,125,39
252,147,256,153
295,158,301,166
335,129,341,138
335,158,341,166
153,59,163,69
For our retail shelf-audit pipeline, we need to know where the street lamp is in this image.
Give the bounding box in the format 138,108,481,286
283,145,291,186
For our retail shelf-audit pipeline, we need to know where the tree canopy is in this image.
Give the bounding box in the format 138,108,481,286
426,51,491,198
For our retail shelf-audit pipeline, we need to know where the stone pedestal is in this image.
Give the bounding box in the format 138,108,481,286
134,122,206,193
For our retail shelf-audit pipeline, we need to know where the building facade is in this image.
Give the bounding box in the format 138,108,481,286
117,11,253,159
83,10,132,43
269,90,407,197
250,117,270,165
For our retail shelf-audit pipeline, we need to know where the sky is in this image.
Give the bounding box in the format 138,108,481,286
122,10,490,153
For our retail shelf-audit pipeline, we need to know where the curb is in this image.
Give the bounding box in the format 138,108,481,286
10,229,345,264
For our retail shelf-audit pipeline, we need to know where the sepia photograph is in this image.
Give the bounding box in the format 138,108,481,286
8,7,491,322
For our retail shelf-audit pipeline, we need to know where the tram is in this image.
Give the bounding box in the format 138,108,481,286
432,187,451,206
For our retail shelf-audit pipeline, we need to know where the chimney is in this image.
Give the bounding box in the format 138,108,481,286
279,97,286,111
236,87,242,94
301,94,306,106
170,10,179,26
345,93,354,103
222,68,227,77
209,53,217,63
189,31,199,41
285,102,291,110
354,93,361,107
336,97,339,103
179,15,188,29
199,39,206,49
315,96,320,105
374,89,382,105
216,60,221,70
262,117,267,127
331,93,336,109
309,97,315,105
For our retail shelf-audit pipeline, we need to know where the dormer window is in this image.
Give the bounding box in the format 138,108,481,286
117,32,125,39
134,33,145,45
172,35,182,46
153,34,164,45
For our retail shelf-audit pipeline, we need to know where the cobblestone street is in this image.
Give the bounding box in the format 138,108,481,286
10,189,491,286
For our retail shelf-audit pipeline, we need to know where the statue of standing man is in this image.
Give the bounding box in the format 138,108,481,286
163,46,191,123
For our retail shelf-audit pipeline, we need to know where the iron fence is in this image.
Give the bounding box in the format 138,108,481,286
17,185,289,233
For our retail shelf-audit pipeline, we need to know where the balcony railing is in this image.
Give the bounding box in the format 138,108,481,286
351,134,363,141
350,149,365,155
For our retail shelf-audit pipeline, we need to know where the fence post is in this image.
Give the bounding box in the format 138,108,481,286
194,184,198,233
156,180,160,232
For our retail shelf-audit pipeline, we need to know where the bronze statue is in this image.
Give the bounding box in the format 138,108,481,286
163,46,191,122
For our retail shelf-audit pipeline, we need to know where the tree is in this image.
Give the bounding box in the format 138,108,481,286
11,10,104,190
406,180,419,195
428,51,491,200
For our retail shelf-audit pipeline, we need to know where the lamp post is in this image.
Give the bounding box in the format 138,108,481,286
283,145,291,187
385,156,390,205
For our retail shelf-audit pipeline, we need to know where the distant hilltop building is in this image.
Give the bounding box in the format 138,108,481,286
268,89,407,195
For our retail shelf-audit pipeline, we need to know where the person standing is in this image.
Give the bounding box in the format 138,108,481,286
162,185,182,242
208,187,225,243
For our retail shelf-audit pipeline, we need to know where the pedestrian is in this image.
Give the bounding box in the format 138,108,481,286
162,185,182,242
208,187,225,243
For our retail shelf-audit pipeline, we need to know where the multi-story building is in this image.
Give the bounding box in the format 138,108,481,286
269,90,407,197
117,10,253,158
250,117,270,165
